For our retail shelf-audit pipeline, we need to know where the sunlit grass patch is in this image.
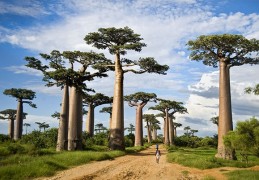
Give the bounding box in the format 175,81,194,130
225,170,259,180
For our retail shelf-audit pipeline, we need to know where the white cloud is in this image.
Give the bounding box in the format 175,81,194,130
1,0,259,137
4,65,43,76
0,0,50,17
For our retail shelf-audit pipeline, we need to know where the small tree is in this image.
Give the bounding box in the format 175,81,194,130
83,93,112,137
224,117,259,164
100,106,112,129
174,122,182,137
95,123,104,134
190,129,198,136
149,99,187,145
210,116,219,126
125,123,135,134
3,88,36,140
143,114,156,143
184,126,191,136
245,84,259,95
0,109,17,139
23,123,30,134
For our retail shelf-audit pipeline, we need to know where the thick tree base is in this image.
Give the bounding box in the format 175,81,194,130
67,139,82,151
109,129,125,150
56,140,68,151
215,147,237,160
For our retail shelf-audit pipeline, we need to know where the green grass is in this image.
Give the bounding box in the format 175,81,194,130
0,150,125,180
167,147,259,169
125,143,151,153
225,170,259,180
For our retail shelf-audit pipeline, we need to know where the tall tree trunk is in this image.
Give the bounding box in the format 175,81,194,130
109,53,125,150
174,127,177,137
109,113,112,130
152,129,157,140
56,85,69,151
216,60,236,160
164,109,170,145
146,121,152,143
86,104,94,136
135,105,144,146
14,99,23,140
68,86,83,150
169,117,175,146
77,92,83,150
8,118,14,139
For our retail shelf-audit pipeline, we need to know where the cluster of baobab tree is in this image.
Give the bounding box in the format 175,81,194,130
0,88,36,140
1,27,258,161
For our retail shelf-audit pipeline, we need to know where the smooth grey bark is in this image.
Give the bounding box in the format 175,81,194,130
168,117,174,146
152,129,157,140
134,104,146,146
109,53,125,150
56,85,69,151
86,104,94,136
215,60,236,159
146,121,152,143
68,86,83,150
14,99,23,140
8,118,14,139
164,109,170,145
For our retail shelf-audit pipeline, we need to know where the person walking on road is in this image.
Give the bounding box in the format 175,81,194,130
155,147,161,163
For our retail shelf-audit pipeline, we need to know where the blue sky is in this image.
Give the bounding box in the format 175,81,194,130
0,0,259,137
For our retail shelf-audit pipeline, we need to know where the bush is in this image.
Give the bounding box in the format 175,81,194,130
0,134,11,142
20,128,58,149
7,143,26,154
124,133,135,147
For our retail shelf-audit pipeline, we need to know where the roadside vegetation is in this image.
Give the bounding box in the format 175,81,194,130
0,130,150,180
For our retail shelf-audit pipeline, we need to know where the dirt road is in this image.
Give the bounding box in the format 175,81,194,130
39,145,259,180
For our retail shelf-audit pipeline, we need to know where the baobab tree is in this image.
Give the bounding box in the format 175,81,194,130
83,93,112,137
23,123,30,134
184,126,191,136
85,26,169,150
124,92,157,146
95,123,104,134
3,88,36,140
190,129,198,136
173,122,182,137
100,106,112,129
143,114,157,143
187,34,259,159
150,118,160,141
125,123,135,134
211,116,219,126
26,50,70,151
245,84,259,95
149,99,187,145
0,109,17,139
26,50,111,151
35,122,49,132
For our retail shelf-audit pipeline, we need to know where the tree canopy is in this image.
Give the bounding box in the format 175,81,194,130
187,34,259,67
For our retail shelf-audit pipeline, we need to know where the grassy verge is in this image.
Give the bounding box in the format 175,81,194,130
225,170,259,180
0,142,152,180
167,147,259,169
125,143,151,153
0,150,125,180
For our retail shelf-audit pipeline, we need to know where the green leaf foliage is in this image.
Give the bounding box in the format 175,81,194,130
84,26,147,55
187,34,259,68
3,88,36,100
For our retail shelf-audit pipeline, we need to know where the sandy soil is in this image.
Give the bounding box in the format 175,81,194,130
38,145,259,180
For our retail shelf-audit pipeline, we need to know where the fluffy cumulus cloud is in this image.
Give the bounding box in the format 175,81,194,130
0,0,259,136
